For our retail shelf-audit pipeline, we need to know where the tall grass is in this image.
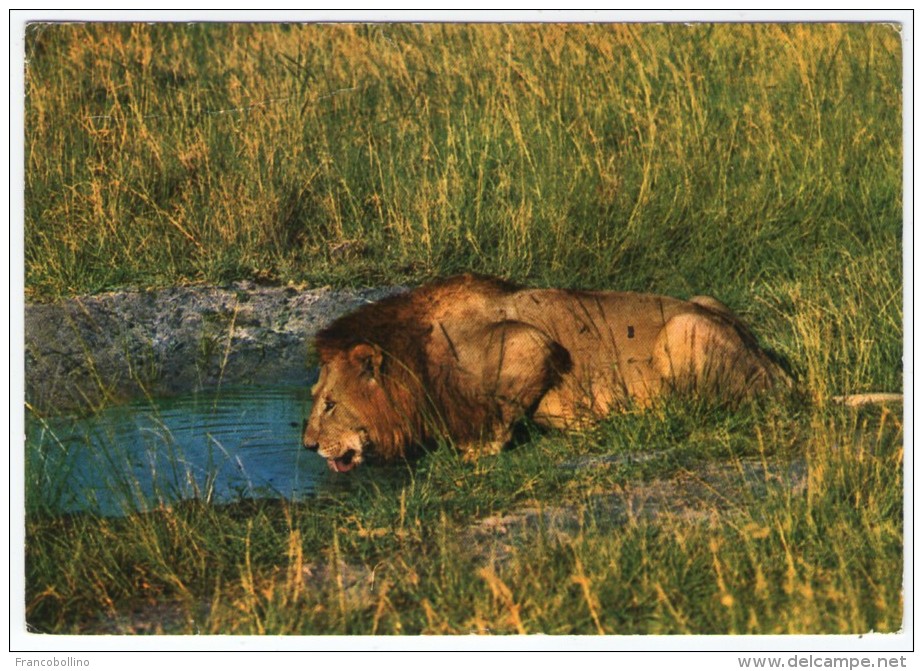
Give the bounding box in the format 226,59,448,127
23,22,903,636
25,24,901,301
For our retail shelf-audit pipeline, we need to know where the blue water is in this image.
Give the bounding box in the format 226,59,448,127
25,385,324,516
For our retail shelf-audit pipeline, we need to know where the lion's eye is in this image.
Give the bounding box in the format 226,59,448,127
323,399,337,413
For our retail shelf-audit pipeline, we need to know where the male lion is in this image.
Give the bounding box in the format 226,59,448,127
303,274,789,472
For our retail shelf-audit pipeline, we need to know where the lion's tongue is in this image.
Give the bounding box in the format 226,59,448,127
332,457,355,473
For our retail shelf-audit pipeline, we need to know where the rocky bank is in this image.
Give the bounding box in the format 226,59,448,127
24,282,405,415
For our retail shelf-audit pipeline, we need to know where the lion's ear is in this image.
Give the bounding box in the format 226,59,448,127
349,343,383,380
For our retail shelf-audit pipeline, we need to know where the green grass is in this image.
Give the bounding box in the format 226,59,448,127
23,22,903,635
25,398,903,635
25,23,900,300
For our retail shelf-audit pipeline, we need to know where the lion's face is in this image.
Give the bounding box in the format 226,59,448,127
302,344,386,473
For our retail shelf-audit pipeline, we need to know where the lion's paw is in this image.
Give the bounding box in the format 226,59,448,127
461,440,505,464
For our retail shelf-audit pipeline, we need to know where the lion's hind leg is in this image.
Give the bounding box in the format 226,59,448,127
688,295,734,319
652,311,781,402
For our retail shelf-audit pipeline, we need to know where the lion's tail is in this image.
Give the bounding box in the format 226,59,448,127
829,393,903,407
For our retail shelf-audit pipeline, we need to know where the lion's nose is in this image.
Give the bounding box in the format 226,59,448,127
302,419,319,451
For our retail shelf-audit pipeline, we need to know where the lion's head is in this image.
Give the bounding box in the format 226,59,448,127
303,288,447,471
303,343,395,472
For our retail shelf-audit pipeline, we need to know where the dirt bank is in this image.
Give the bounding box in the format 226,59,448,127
24,282,405,415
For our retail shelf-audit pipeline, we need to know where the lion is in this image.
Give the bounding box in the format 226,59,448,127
302,274,791,472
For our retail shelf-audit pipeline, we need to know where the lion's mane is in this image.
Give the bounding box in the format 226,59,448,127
313,275,522,458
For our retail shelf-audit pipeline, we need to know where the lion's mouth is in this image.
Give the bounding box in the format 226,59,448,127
327,449,358,473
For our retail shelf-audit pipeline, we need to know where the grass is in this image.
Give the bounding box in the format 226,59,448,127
25,24,901,300
22,22,903,635
25,397,903,635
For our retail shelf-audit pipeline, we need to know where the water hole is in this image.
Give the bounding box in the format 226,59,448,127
25,384,326,516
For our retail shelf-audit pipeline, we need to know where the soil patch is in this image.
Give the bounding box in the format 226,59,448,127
466,456,807,563
25,282,405,414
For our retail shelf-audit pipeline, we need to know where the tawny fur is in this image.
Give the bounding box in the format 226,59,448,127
303,274,790,471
